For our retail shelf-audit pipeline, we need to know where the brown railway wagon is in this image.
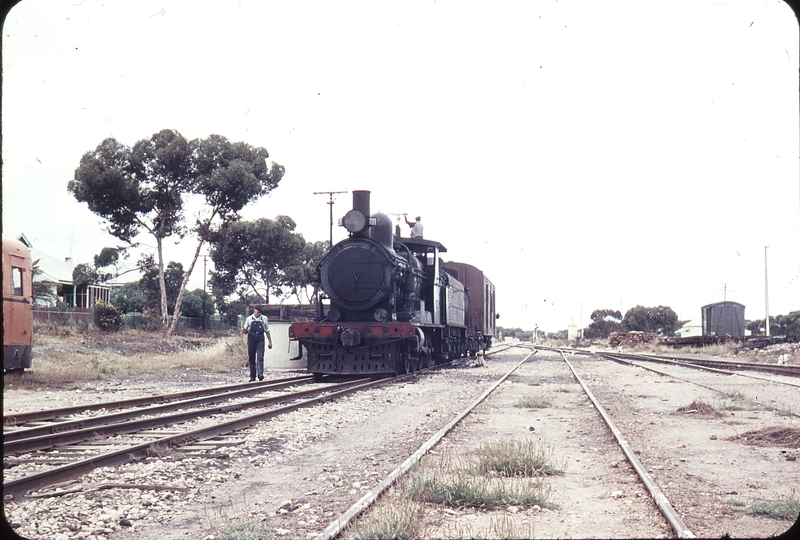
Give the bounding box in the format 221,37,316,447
441,261,497,346
3,238,33,372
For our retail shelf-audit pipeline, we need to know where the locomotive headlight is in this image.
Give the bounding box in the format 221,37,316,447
342,209,367,233
373,307,389,322
327,307,342,322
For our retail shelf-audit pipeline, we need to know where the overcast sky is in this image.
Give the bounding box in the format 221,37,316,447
2,0,799,331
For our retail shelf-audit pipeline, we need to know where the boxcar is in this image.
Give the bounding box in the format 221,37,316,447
3,238,33,372
440,261,497,351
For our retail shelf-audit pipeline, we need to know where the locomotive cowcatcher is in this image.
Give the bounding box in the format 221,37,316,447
289,190,496,377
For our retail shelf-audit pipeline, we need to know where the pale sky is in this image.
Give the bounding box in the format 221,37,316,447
2,0,799,331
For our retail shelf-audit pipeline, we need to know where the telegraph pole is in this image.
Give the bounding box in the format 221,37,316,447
314,191,348,248
202,254,207,332
765,246,770,337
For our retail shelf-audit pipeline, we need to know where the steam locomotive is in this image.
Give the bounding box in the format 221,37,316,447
289,191,497,377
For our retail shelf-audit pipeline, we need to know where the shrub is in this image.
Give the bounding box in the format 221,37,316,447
94,299,123,331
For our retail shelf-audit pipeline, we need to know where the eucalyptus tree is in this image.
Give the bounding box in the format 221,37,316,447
166,135,284,335
583,309,624,339
622,305,679,336
69,129,284,334
209,216,305,304
284,240,328,303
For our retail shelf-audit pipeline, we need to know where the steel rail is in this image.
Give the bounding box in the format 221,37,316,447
551,344,800,389
3,377,322,443
4,378,376,455
607,351,800,379
534,345,800,378
314,351,536,540
599,354,800,419
3,374,314,426
557,350,695,538
3,376,394,499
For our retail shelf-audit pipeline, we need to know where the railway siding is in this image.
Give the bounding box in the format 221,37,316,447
566,354,800,538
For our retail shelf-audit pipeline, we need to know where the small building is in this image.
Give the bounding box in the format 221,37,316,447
676,319,702,338
701,301,745,337
16,233,110,308
567,323,579,340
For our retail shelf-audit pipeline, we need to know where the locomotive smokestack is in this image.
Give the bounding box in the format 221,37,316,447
353,190,370,219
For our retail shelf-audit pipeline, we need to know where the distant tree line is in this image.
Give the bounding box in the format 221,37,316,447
746,311,800,342
502,306,800,343
583,305,681,339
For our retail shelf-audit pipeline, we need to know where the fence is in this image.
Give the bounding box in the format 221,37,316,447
33,308,93,327
32,308,235,333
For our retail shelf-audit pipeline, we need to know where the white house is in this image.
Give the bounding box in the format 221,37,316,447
16,233,110,308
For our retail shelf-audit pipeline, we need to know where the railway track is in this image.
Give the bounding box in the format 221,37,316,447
3,374,313,426
4,347,795,539
553,349,695,538
521,345,799,537
318,345,700,538
315,350,535,539
535,346,800,417
328,345,795,538
2,375,392,499
535,345,800,378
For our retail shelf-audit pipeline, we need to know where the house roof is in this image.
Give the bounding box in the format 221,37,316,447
30,247,75,284
14,232,76,284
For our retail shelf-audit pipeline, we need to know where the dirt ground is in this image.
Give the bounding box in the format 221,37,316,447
3,335,800,539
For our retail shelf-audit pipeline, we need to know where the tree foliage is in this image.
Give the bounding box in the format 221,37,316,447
68,129,284,334
72,263,100,288
283,240,328,303
583,309,623,339
747,311,800,341
110,282,144,314
209,217,305,304
180,288,216,319
622,305,679,336
94,246,126,273
498,327,534,342
139,261,185,317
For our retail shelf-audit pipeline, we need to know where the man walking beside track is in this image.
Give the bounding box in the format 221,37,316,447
243,306,273,381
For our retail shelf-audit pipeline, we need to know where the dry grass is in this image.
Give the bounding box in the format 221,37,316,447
728,427,800,447
5,327,245,388
676,400,722,416
513,394,551,409
346,441,561,539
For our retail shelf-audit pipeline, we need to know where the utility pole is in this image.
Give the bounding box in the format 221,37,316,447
314,191,348,249
765,246,770,337
202,254,207,332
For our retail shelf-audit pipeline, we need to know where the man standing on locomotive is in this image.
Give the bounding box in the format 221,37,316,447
405,215,423,238
243,306,273,381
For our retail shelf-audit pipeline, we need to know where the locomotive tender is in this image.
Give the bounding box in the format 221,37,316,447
289,191,496,377
3,238,34,373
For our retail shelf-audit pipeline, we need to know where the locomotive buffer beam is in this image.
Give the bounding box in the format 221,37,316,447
289,322,422,376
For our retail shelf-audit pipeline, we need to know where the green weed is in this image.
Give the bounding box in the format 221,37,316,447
749,498,800,520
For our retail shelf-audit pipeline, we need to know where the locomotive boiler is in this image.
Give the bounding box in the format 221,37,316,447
289,191,496,377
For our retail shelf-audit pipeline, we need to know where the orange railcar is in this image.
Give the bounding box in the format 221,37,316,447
3,238,33,372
